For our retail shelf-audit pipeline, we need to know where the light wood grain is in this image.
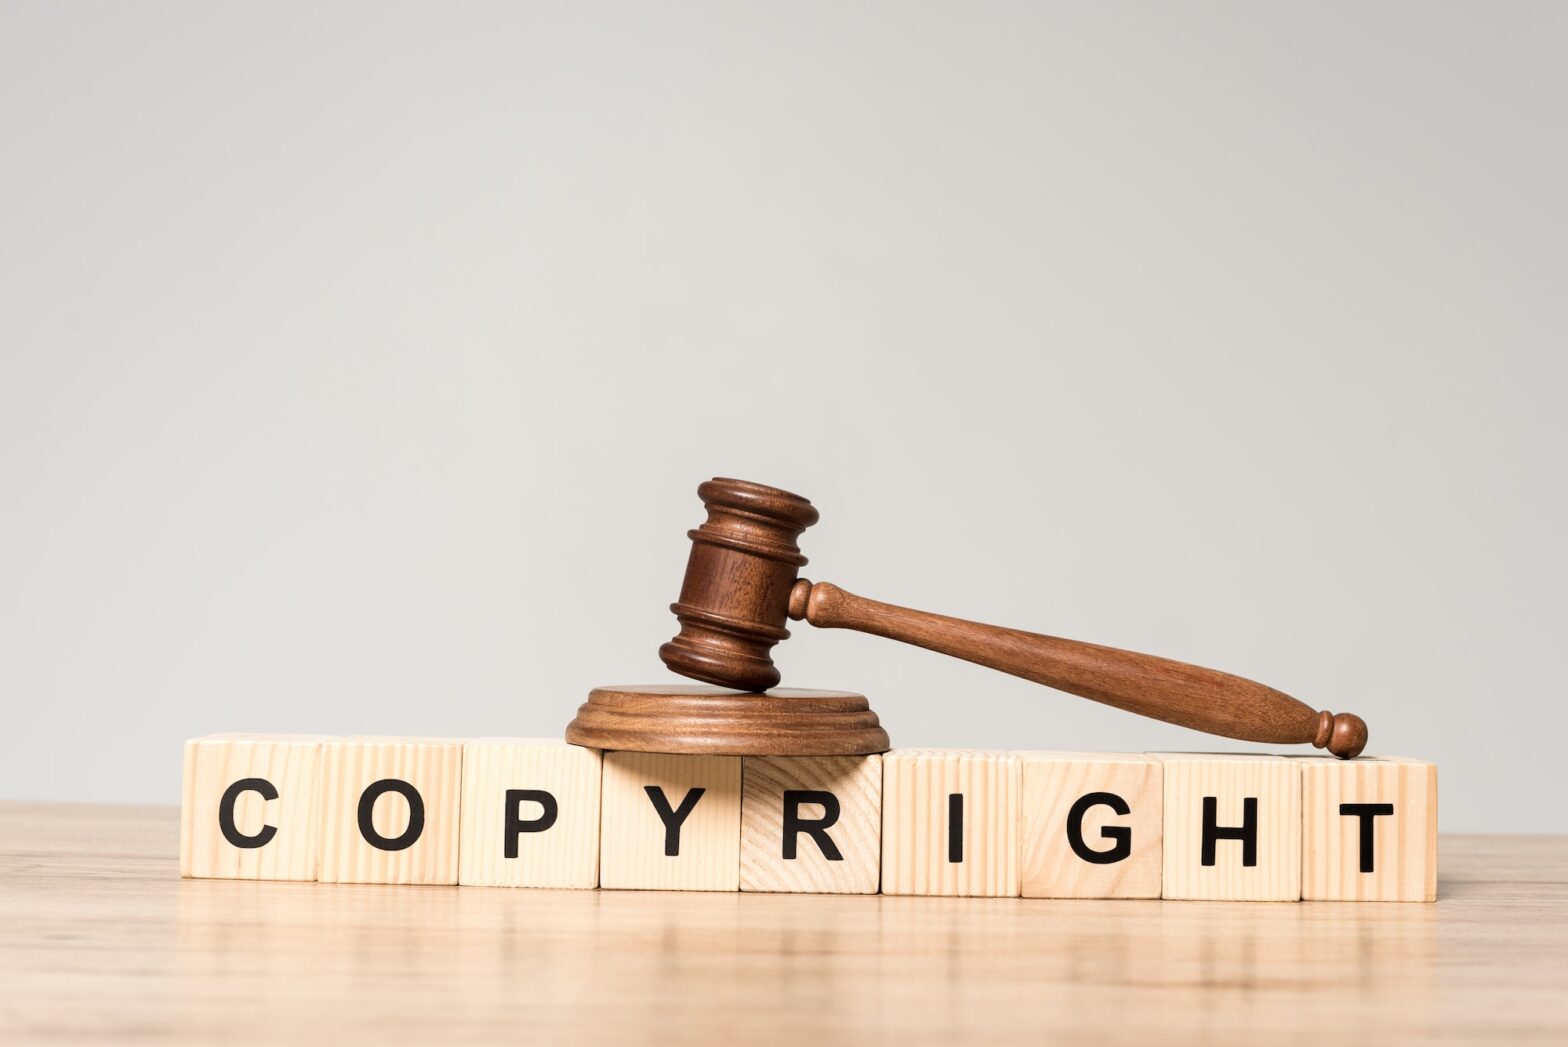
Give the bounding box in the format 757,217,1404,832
599,752,741,891
318,737,464,886
1019,752,1162,899
1,803,1566,1046
1156,753,1301,901
458,739,602,889
180,734,329,881
740,755,881,894
881,749,1020,897
1301,755,1437,901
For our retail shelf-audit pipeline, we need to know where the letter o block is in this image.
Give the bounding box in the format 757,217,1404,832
318,737,464,885
181,734,329,880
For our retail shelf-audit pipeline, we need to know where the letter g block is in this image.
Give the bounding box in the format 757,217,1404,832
1019,752,1163,898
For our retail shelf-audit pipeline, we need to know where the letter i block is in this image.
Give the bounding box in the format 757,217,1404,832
181,734,330,880
458,739,603,889
1019,752,1162,899
600,753,741,891
740,755,882,894
1155,753,1302,901
881,749,1020,897
318,737,464,885
1300,755,1437,901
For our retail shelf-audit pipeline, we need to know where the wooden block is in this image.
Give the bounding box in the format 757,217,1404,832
740,755,882,894
1019,752,1162,899
318,737,464,885
881,749,1019,897
1300,755,1437,901
180,734,330,881
458,738,602,889
1154,753,1302,901
599,752,741,891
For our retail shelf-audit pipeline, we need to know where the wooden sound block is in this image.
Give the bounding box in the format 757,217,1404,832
1019,752,1162,899
181,734,330,881
599,752,742,891
881,749,1020,897
566,685,889,756
740,755,882,894
1300,755,1438,901
458,739,603,889
318,737,465,886
1154,753,1302,901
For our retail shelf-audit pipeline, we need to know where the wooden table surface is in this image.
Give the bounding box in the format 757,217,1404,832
1,802,1565,1045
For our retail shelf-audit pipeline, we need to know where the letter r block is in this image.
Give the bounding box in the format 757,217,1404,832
318,737,464,885
458,738,603,889
1300,755,1437,901
1019,752,1162,899
740,755,882,894
1155,753,1301,901
181,734,329,880
599,753,741,891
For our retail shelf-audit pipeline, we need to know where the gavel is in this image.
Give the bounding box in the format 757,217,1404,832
650,477,1367,758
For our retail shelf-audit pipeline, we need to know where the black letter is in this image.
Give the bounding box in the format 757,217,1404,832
948,793,964,863
1339,802,1395,873
644,786,705,856
357,779,425,851
504,789,559,859
218,777,278,848
781,790,843,861
1066,791,1133,864
1201,796,1257,867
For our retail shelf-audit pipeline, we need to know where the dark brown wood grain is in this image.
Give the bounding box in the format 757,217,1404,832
653,478,1368,758
564,685,889,755
789,581,1366,758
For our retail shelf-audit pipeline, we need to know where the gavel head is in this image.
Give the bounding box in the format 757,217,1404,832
659,478,818,691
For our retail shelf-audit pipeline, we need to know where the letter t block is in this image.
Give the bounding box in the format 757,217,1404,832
1301,755,1437,901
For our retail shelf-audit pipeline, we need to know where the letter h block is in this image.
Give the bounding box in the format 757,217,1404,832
740,755,882,894
318,737,464,885
1155,753,1302,901
599,752,742,891
181,734,330,881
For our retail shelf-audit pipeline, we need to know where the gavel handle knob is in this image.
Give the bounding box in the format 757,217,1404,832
788,580,1367,759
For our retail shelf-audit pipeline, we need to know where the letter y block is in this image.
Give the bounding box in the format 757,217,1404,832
599,752,741,891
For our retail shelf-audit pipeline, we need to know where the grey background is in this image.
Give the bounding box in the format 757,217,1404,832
1,3,1562,831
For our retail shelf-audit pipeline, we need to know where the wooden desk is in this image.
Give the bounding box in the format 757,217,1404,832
1,802,1564,1044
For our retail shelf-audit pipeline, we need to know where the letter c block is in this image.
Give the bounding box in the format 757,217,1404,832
180,734,329,881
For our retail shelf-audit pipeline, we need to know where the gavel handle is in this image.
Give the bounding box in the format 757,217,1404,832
788,580,1367,758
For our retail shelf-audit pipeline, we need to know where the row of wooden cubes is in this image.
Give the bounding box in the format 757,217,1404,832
181,736,1437,901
